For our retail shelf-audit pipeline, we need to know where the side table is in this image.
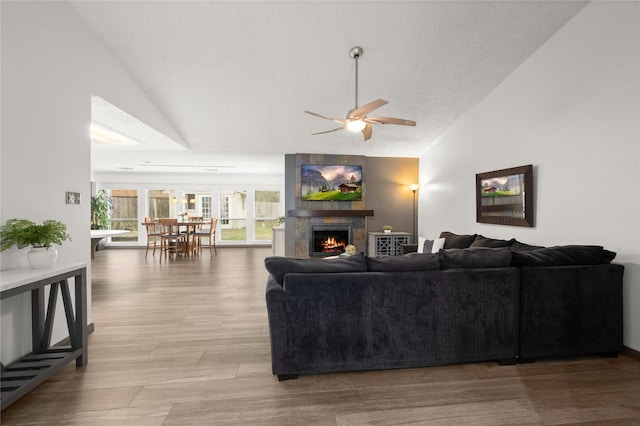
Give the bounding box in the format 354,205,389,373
368,232,412,256
0,263,87,410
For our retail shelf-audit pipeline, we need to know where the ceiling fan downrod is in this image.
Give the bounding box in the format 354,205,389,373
350,46,363,110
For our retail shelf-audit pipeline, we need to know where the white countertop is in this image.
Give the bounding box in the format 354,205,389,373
90,229,130,238
0,262,86,294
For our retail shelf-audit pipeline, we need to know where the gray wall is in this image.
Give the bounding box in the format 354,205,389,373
284,154,418,256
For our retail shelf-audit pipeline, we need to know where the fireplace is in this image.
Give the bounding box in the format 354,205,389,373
310,224,351,257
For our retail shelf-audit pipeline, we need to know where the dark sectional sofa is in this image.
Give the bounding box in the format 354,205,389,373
264,232,624,380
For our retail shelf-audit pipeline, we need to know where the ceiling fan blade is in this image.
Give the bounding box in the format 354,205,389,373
311,125,347,136
365,116,416,126
349,99,388,119
362,123,373,141
305,111,347,124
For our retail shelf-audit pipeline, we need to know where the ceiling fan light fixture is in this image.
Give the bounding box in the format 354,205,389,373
347,120,366,132
305,46,415,141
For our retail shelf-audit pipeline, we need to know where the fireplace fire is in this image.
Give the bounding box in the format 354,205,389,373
321,236,346,254
310,225,351,257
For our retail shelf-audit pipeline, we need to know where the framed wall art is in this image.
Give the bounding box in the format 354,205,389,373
66,191,81,205
301,164,362,201
476,164,533,227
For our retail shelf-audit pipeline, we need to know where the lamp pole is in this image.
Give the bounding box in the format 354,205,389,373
409,184,420,243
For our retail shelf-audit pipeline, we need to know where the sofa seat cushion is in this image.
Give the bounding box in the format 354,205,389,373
265,252,367,284
439,231,477,249
439,247,512,269
366,253,440,272
511,245,615,267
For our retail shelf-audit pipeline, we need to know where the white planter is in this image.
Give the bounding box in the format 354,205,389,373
27,247,58,269
383,229,392,233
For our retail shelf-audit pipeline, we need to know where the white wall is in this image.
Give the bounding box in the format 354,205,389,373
0,2,184,363
419,2,640,351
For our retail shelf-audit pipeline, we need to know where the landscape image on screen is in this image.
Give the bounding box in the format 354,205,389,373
301,164,362,201
480,173,525,218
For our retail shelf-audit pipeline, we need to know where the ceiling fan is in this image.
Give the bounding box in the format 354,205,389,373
305,46,416,141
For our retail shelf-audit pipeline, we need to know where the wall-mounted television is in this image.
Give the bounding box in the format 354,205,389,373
301,164,362,201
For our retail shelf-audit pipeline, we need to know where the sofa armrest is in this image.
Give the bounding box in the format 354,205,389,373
401,244,418,254
519,264,624,359
265,275,287,374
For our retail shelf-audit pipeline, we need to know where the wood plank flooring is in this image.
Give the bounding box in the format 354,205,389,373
2,247,639,425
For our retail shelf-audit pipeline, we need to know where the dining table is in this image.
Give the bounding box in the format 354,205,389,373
143,219,206,257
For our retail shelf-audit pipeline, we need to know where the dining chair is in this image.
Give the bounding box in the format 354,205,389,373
158,218,187,261
194,217,218,256
144,217,162,258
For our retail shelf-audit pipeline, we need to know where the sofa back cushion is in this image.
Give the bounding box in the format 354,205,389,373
439,247,513,269
510,239,544,252
511,245,615,266
439,231,477,249
265,252,367,284
366,253,440,272
470,234,514,248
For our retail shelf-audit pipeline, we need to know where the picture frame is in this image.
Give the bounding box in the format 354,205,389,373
476,164,533,227
66,191,81,205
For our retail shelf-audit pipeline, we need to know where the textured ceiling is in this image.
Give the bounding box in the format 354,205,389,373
74,1,588,175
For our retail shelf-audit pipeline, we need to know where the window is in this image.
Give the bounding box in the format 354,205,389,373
183,191,212,219
254,190,281,240
110,189,138,242
147,189,170,219
200,195,212,220
219,190,246,241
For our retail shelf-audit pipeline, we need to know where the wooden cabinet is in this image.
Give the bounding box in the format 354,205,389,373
368,232,411,256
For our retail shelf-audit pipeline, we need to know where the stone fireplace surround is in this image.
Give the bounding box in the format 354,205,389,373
287,154,374,258
289,210,372,258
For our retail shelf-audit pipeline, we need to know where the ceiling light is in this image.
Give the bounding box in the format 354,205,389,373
90,123,139,145
347,120,366,132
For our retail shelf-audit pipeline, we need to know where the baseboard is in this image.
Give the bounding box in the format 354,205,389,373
53,322,95,347
623,346,640,362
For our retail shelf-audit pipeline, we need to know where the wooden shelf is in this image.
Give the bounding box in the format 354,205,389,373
287,210,374,218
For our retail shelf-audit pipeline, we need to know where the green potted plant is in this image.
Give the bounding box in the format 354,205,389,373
382,225,393,233
91,189,112,230
0,218,71,268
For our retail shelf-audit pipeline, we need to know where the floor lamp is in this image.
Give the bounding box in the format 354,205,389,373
409,184,420,243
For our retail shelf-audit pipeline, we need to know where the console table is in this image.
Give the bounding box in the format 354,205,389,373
368,232,412,256
0,263,87,410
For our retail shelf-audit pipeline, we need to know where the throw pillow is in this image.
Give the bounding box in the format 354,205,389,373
439,231,477,249
510,245,607,267
431,237,445,252
366,253,440,272
417,237,429,254
264,251,367,284
439,247,512,269
417,237,445,253
470,234,514,248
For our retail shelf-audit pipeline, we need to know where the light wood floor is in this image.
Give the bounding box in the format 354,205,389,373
2,247,640,425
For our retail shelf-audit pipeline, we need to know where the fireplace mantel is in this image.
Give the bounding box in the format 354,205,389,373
288,210,374,218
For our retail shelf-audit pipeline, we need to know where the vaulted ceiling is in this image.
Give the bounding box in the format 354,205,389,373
74,1,588,175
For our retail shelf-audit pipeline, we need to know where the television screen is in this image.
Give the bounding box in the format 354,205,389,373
301,164,362,201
